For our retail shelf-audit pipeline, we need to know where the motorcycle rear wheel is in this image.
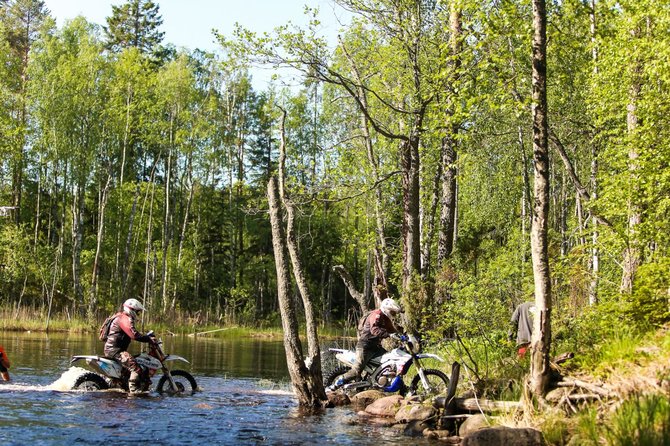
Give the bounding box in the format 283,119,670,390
408,369,449,399
156,370,197,394
323,366,349,386
73,372,109,391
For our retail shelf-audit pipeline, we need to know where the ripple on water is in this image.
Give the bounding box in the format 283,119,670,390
0,371,434,445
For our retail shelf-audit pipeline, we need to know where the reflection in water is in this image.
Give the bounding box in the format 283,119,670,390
0,332,433,445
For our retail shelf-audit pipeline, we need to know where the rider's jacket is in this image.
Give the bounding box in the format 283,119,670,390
103,312,152,358
357,309,397,349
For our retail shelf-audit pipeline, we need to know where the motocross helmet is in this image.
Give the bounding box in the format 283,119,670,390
123,298,146,318
380,298,401,319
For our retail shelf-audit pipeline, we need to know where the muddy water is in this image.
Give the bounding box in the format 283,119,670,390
0,332,434,445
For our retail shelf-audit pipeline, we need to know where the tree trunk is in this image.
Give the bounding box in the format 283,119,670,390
161,135,174,312
401,130,422,290
437,3,462,268
71,181,85,313
520,126,531,269
339,38,390,283
421,160,441,277
438,134,457,266
621,60,642,293
333,265,368,313
529,0,552,398
89,172,112,318
267,175,325,409
277,107,325,380
589,145,599,305
589,0,599,306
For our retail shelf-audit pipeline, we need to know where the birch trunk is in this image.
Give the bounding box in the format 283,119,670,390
621,60,642,293
530,0,552,397
437,4,462,267
267,175,326,409
89,172,112,318
277,107,325,382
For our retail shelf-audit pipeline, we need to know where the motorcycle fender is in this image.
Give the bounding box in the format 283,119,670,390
163,354,190,364
334,350,356,368
71,355,123,379
415,353,444,362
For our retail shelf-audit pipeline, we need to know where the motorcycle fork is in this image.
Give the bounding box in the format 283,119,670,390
162,366,178,391
412,357,431,390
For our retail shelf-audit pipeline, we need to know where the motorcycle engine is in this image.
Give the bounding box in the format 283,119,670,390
376,365,397,387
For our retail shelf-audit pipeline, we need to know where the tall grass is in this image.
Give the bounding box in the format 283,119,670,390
0,307,90,332
605,393,670,446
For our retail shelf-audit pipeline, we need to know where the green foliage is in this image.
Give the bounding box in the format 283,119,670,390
624,260,670,328
0,0,666,353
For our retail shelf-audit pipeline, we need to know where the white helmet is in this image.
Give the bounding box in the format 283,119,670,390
380,298,401,319
123,298,146,317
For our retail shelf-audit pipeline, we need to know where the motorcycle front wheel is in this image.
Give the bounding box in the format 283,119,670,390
408,369,449,399
156,370,197,394
73,372,109,391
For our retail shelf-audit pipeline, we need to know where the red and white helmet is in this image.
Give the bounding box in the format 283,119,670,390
380,298,401,319
123,298,146,317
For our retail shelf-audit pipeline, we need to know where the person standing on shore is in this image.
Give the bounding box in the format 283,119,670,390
509,301,537,358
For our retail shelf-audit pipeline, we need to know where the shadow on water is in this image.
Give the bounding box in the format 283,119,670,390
0,332,434,445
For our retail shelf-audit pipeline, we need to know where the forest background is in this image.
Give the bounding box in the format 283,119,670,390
0,0,668,351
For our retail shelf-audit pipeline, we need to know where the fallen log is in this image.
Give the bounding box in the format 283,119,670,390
567,393,602,401
188,327,233,337
556,379,615,397
453,397,521,412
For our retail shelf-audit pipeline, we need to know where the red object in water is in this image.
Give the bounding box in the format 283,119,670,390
0,345,10,381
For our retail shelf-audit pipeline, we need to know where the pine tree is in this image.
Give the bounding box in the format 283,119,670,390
0,0,49,224
103,0,164,54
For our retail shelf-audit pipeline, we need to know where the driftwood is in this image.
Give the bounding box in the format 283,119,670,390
188,327,232,337
556,379,615,397
553,352,574,365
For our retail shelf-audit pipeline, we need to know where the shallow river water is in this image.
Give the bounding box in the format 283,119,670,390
0,332,436,445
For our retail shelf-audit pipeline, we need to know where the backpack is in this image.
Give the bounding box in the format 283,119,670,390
98,313,119,341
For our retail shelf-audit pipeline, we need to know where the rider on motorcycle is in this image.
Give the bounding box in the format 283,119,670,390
327,297,403,391
103,298,157,392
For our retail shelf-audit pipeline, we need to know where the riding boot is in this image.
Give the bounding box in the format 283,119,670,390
326,377,345,392
129,371,141,393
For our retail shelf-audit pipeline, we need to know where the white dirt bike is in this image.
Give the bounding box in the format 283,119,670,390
69,331,197,394
324,334,449,399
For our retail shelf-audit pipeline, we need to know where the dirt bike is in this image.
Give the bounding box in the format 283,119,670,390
324,334,449,399
69,331,197,394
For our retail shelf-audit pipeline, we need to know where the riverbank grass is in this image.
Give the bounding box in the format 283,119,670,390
0,308,90,333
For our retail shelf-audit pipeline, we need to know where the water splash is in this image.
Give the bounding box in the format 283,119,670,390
0,367,88,392
46,366,90,391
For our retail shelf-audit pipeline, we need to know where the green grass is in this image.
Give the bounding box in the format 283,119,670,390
0,306,356,339
0,308,90,333
605,393,670,446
